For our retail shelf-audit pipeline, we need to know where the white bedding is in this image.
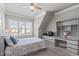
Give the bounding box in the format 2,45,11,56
5,37,46,56
17,37,43,45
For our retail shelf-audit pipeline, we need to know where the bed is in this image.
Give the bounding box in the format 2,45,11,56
5,37,46,56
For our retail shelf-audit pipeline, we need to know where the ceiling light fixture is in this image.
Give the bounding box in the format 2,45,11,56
30,5,35,10
22,3,42,11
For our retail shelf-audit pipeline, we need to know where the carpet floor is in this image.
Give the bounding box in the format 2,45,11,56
26,46,71,56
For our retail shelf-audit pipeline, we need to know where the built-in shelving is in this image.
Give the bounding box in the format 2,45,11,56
56,18,78,55
43,18,79,56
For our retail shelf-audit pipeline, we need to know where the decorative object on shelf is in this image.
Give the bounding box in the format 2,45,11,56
48,31,54,36
64,31,70,38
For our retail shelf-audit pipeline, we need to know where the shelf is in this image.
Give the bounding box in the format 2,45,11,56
57,20,78,37
55,39,67,48
71,30,78,32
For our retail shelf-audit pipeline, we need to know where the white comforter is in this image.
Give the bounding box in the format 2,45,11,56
5,37,46,56
17,37,44,45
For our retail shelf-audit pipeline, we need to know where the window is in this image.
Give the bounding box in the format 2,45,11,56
10,20,18,36
26,22,32,35
0,17,1,27
18,22,25,35
9,20,33,36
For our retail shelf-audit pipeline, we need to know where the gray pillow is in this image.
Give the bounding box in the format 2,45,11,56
5,36,14,46
10,35,18,44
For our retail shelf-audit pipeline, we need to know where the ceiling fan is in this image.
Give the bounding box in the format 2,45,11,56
22,3,42,11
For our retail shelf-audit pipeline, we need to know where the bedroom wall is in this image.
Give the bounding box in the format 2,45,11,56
34,11,54,38
39,12,54,38
0,5,5,36
0,4,5,56
45,4,79,34
34,12,46,37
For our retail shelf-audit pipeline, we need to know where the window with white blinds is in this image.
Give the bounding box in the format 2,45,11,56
10,20,18,36
9,20,33,36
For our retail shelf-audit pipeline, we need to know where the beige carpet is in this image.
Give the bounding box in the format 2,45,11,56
26,46,70,56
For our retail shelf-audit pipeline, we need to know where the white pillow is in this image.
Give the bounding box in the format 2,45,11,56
5,36,14,46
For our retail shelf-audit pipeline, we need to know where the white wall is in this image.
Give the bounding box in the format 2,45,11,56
34,11,54,38
39,12,54,38
45,5,79,33
0,5,5,36
0,5,5,56
34,12,46,37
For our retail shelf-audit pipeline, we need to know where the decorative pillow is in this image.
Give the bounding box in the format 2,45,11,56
10,36,18,44
5,36,14,46
14,36,18,42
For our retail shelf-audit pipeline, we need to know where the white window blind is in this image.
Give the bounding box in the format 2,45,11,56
10,20,18,36
9,20,33,36
18,22,25,35
26,22,32,35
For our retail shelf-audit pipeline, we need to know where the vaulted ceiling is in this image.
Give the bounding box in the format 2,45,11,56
2,3,79,18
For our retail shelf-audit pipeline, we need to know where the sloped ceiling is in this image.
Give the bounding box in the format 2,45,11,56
3,3,78,18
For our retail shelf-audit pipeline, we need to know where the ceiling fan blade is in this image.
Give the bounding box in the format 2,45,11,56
34,6,42,10
31,3,42,10
30,3,33,6
36,7,41,10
